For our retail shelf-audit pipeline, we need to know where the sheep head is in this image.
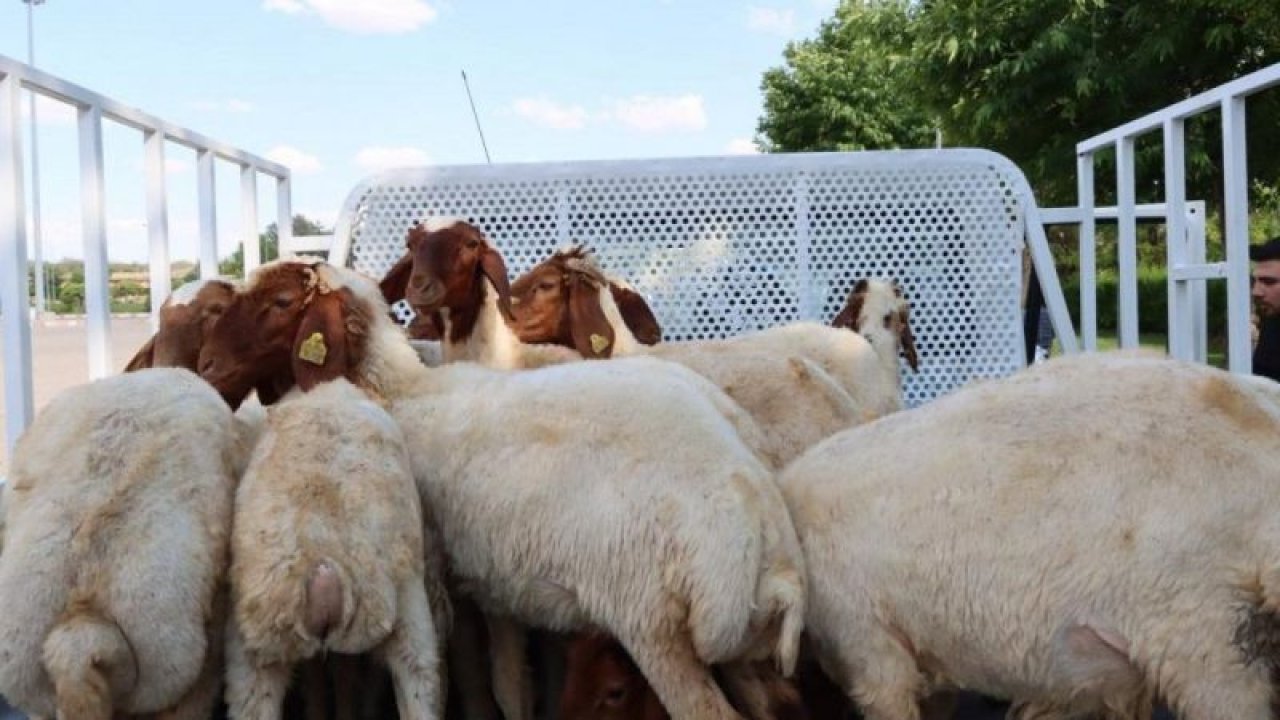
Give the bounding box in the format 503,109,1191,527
832,278,919,371
198,259,371,408
559,632,668,720
124,278,239,372
378,218,513,345
509,246,662,358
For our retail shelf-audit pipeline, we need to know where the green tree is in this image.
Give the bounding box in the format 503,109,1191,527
757,0,937,152
910,0,1280,205
757,0,1280,206
211,214,331,279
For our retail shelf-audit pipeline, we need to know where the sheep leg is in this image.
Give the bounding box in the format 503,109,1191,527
486,614,534,720
447,596,501,720
837,624,923,720
224,621,291,720
152,588,229,720
1165,660,1271,720
301,658,329,720
378,580,444,720
625,633,743,720
716,662,773,720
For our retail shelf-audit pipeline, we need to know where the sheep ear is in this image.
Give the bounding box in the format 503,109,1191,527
832,280,869,330
480,248,515,323
569,282,616,359
124,336,156,372
379,252,414,305
609,283,662,345
898,308,919,371
291,291,351,392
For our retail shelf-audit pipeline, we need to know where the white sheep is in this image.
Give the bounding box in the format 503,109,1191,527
781,351,1280,720
508,247,909,466
198,258,806,720
224,377,446,720
0,368,245,720
720,278,917,423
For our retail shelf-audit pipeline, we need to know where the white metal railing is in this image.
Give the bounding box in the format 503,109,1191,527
1,53,294,453
1075,61,1280,374
279,233,334,257
1041,202,1209,360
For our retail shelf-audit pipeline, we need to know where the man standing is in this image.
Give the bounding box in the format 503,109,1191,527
1250,237,1280,381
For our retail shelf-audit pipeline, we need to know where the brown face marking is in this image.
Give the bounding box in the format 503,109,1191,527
198,263,319,407
403,220,513,343
125,280,238,372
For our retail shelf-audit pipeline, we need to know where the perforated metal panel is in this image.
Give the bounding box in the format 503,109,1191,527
332,150,1033,408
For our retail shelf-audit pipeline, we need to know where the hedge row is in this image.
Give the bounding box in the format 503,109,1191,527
1058,267,1231,334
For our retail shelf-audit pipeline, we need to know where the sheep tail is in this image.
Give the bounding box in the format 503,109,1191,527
765,571,804,678
304,559,346,641
42,606,137,720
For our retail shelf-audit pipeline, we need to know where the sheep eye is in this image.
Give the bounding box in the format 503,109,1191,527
205,304,225,316
273,296,294,309
602,685,628,707
465,238,481,250
539,281,557,292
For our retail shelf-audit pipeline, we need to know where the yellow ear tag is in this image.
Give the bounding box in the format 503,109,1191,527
298,332,328,366
590,333,610,354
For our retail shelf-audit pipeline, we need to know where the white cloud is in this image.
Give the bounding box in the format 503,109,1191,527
265,0,438,35
725,138,760,155
227,99,254,113
353,146,432,172
263,0,305,13
165,158,191,175
609,94,707,133
267,145,323,175
747,6,797,36
512,97,589,130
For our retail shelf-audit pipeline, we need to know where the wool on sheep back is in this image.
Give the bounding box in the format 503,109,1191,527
781,351,1280,720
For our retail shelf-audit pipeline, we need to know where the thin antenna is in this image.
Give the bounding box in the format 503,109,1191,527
461,69,492,164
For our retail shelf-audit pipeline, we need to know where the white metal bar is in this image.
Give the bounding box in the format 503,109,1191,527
145,130,170,330
240,164,259,276
79,103,112,378
793,174,813,319
0,55,289,178
1168,263,1227,281
1163,119,1191,360
198,149,218,278
1079,62,1280,153
1024,202,1079,354
279,233,335,256
1187,205,1209,361
1,71,33,453
1223,96,1251,374
1115,137,1139,348
277,175,293,256
1077,153,1098,351
1040,203,1196,224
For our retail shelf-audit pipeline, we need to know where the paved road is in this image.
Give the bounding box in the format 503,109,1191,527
0,315,154,476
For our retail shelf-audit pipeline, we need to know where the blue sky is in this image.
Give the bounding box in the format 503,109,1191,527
0,0,837,264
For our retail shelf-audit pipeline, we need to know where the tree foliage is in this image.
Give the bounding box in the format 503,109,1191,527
758,0,937,152
757,0,1280,205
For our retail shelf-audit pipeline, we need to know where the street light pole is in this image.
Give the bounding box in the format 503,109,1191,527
24,0,47,316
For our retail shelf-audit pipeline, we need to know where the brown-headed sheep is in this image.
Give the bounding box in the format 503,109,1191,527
198,258,805,720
